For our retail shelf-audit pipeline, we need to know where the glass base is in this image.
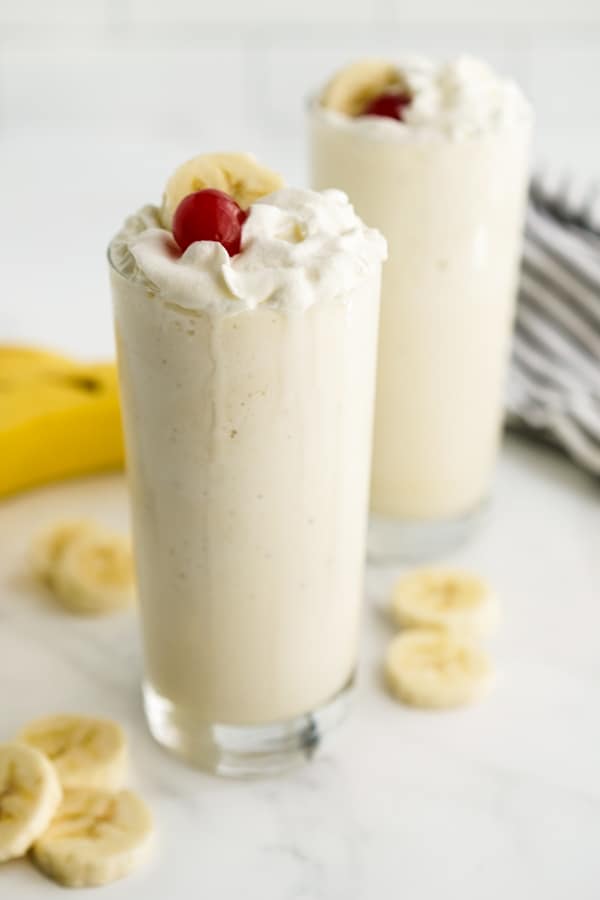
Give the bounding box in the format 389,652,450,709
143,675,354,777
368,500,489,563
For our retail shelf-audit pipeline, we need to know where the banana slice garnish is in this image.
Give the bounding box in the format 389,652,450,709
0,742,62,862
51,528,135,615
320,58,406,116
391,568,500,639
160,151,285,231
18,715,127,791
384,629,494,709
32,788,154,888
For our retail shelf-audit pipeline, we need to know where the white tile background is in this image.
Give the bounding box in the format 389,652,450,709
0,0,598,355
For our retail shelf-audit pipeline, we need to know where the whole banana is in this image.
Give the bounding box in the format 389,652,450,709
0,346,124,498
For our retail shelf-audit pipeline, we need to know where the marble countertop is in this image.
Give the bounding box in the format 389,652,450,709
1,435,599,898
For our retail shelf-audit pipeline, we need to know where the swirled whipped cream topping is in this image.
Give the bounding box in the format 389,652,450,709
111,188,386,315
316,55,531,141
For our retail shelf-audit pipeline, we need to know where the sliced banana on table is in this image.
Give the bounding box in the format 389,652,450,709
161,151,285,231
51,528,135,615
30,519,96,585
18,715,128,791
31,519,136,615
32,788,154,888
391,567,500,639
320,58,406,116
0,742,62,862
384,629,494,710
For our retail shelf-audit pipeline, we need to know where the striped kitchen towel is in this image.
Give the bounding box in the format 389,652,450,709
507,185,600,475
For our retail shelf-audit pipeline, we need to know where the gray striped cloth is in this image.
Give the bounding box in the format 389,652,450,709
507,191,600,475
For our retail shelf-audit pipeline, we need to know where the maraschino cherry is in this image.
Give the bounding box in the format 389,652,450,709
361,91,412,121
172,189,247,256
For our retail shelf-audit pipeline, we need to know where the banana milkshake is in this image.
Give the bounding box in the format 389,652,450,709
109,154,386,774
310,57,531,557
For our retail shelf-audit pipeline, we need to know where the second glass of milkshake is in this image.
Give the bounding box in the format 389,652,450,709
109,154,386,775
310,57,531,558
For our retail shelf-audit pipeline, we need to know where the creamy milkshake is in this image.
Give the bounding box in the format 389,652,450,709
310,57,531,557
109,154,385,774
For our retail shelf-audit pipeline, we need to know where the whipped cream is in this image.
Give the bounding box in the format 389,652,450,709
110,188,386,315
317,56,531,140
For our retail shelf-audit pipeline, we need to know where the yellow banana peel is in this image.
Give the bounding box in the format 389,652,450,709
0,346,124,498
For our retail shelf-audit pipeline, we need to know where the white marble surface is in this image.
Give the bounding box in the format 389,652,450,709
1,434,599,898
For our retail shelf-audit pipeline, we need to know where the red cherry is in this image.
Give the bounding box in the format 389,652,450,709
172,189,248,256
361,91,412,121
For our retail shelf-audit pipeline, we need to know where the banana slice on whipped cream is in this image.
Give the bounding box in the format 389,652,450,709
320,59,408,116
160,152,284,231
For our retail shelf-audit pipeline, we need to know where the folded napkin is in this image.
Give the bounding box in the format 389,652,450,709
507,188,600,475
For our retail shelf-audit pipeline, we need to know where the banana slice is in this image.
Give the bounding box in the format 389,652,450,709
51,529,135,614
384,629,494,709
161,152,285,231
0,742,62,862
320,58,407,116
391,568,500,639
32,788,154,888
18,715,128,791
30,519,97,585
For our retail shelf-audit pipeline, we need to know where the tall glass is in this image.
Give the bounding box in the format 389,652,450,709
108,246,381,775
310,105,530,559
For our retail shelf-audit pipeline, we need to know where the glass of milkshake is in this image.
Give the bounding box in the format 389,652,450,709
309,57,532,559
108,153,386,775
